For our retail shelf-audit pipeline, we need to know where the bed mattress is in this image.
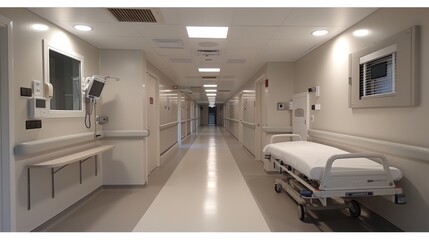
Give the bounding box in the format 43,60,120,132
263,141,402,181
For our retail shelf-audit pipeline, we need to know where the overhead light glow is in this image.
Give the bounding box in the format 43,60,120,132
353,29,369,37
206,93,217,96
204,84,217,88
74,24,93,31
32,24,49,31
199,68,220,73
312,30,328,36
186,26,228,39
205,89,217,92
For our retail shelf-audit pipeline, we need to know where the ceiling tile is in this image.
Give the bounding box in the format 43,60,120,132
283,8,377,27
232,8,291,26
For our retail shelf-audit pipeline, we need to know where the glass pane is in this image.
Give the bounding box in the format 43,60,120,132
49,49,82,110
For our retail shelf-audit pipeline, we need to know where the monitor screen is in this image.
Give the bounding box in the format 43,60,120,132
371,62,387,79
88,79,105,98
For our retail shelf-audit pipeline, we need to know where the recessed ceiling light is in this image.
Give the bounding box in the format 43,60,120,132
205,89,217,92
199,68,220,73
186,26,228,39
311,30,328,36
74,25,93,31
203,84,217,88
32,24,49,31
206,93,217,96
353,29,369,37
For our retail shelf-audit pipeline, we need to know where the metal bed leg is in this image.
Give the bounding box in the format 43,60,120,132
79,160,83,184
51,168,55,198
27,168,31,210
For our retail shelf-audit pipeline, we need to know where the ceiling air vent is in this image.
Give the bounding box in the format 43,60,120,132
201,76,218,80
197,50,220,57
108,8,162,22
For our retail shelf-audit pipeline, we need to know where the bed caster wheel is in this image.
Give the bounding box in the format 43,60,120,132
298,204,306,221
348,200,361,218
274,184,282,193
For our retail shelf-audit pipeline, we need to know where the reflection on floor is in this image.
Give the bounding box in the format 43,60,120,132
35,126,402,232
133,127,269,231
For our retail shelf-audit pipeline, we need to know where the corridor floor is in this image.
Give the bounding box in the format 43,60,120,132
133,127,270,231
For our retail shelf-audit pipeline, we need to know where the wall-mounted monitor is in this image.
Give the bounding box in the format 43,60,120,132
84,76,106,99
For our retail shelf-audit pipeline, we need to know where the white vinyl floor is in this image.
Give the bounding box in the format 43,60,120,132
133,127,270,232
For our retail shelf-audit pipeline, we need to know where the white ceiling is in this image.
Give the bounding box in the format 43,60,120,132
29,8,377,104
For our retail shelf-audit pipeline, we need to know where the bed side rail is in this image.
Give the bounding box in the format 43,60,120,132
320,153,396,191
269,134,302,144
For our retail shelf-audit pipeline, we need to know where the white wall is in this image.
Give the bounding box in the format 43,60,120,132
225,62,295,159
99,49,147,185
295,8,429,231
265,63,295,127
0,9,101,231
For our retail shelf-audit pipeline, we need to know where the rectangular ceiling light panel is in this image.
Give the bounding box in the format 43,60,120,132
203,84,217,88
186,26,228,39
199,68,220,72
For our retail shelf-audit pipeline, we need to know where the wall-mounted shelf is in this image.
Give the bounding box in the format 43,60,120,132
26,144,114,210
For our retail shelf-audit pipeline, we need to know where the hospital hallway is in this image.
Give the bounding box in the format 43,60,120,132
35,126,402,232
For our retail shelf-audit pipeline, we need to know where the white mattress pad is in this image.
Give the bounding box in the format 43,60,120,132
263,141,402,181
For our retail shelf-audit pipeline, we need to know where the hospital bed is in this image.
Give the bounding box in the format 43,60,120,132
263,134,406,221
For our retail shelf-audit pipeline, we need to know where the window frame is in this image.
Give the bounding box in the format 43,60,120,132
43,39,85,118
349,26,419,108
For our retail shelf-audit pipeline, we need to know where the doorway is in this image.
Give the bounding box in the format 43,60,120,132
292,92,310,140
208,106,217,125
254,75,266,160
146,72,160,175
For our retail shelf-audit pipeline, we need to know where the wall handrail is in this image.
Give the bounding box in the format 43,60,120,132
225,117,240,123
14,132,94,156
160,121,179,130
102,130,149,138
242,121,256,128
262,126,292,133
14,130,149,156
308,129,429,163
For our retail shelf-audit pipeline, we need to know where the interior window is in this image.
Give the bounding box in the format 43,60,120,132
49,49,82,111
43,39,84,118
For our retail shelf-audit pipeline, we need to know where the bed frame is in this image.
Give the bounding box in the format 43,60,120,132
265,134,406,221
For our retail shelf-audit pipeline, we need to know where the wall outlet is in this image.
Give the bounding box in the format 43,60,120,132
277,102,287,110
96,116,109,124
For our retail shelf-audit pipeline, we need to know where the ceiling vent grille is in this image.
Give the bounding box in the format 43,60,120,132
201,76,218,80
108,8,159,22
197,50,220,57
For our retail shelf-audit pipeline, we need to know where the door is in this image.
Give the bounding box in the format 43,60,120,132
147,73,159,174
292,92,310,141
254,75,266,160
208,106,216,125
